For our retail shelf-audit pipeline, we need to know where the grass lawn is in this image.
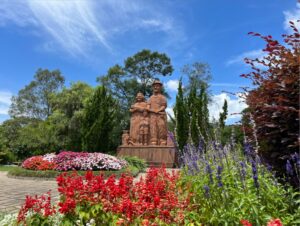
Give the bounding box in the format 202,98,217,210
6,165,140,179
0,165,18,172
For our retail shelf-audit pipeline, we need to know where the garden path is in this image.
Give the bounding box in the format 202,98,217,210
0,171,59,213
0,169,179,213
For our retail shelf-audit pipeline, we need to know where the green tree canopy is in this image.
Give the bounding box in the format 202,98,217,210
82,86,117,153
98,49,173,109
9,69,65,119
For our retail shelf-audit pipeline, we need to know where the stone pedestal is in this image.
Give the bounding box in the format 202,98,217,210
117,146,177,168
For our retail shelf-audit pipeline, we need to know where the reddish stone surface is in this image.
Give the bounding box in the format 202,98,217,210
122,80,169,146
119,80,176,167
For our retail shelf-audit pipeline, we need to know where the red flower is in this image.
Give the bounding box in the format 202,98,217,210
240,219,252,226
267,219,283,226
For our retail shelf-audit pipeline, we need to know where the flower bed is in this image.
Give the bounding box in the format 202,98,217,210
16,167,190,225
21,151,128,171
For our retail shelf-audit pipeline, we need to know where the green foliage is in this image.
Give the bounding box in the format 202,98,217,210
82,86,117,153
99,49,173,100
219,99,228,145
190,108,199,147
50,82,94,151
174,79,189,152
198,84,210,142
179,145,300,225
98,49,173,136
181,62,211,93
9,68,65,119
0,165,17,171
63,203,119,226
219,99,228,130
0,117,39,159
0,150,16,164
122,156,147,172
7,166,141,179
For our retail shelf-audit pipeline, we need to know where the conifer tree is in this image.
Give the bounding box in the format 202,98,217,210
174,79,189,152
198,83,210,143
219,99,228,130
219,99,228,145
190,107,200,147
82,86,116,153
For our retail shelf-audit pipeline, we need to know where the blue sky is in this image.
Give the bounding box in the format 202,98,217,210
0,0,299,124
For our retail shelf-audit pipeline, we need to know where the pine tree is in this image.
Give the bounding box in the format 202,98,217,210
197,83,210,143
190,107,200,147
219,99,228,145
174,79,189,152
219,99,228,130
82,86,116,152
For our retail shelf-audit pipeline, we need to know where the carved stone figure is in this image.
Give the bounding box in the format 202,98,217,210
129,92,147,144
139,111,150,145
118,80,176,167
147,80,168,145
121,130,130,145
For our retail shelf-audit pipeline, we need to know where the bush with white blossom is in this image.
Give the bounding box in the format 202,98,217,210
22,151,128,171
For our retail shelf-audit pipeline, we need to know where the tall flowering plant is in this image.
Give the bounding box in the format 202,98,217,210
179,140,300,225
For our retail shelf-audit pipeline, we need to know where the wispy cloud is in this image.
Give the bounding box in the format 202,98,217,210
0,91,12,115
211,83,246,88
283,3,300,32
0,0,183,58
226,49,265,66
208,93,247,123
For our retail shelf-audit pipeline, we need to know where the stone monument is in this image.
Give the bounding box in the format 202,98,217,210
117,80,176,167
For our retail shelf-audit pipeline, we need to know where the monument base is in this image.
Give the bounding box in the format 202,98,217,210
117,145,177,168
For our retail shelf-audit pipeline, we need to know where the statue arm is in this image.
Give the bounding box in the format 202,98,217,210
157,97,167,113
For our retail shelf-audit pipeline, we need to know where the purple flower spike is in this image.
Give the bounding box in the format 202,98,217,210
203,185,210,198
216,166,223,187
286,160,294,176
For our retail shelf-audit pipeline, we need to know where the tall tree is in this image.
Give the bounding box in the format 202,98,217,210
173,79,189,152
50,82,94,151
82,86,117,153
219,99,228,130
197,83,210,143
242,22,299,186
98,49,173,133
98,49,173,108
9,69,65,119
181,62,211,93
219,99,228,145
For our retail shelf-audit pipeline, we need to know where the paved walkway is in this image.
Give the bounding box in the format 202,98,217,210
0,169,179,213
0,172,59,213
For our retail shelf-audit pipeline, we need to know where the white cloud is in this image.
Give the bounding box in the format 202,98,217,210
208,93,247,123
166,107,174,119
0,0,182,58
283,3,300,32
226,49,266,66
0,91,12,115
164,79,179,92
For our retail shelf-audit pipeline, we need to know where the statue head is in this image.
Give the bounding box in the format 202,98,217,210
152,80,163,94
135,92,145,102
